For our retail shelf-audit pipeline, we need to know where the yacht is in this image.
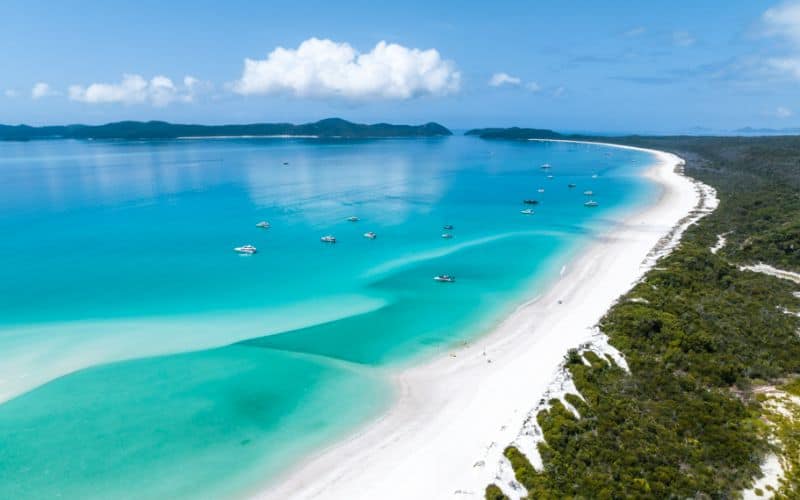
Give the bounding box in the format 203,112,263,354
443,224,454,230
541,163,551,169
547,174,554,179
537,188,545,193
234,245,257,254
520,208,535,215
255,221,270,228
523,199,539,205
347,216,360,222
584,200,599,207
592,174,598,179
363,231,377,240
433,274,456,283
583,190,594,196
568,183,576,188
441,233,454,239
320,235,337,243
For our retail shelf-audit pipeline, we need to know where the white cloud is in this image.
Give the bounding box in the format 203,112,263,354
624,26,646,37
760,3,800,80
672,31,696,47
233,37,460,100
488,72,542,93
489,72,521,87
68,74,202,106
526,81,542,92
766,57,800,79
31,82,57,99
552,86,566,97
763,2,800,45
776,106,793,118
4,89,18,98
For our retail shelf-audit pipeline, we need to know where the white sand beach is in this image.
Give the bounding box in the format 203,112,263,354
258,143,713,500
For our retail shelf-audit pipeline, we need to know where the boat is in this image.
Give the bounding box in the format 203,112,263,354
584,200,599,207
520,208,535,215
347,216,359,222
443,224,454,230
541,163,551,169
320,235,336,243
568,183,576,188
547,174,554,179
283,161,289,166
523,199,539,205
591,174,598,179
433,274,456,283
537,188,545,193
441,233,454,239
234,245,257,254
255,221,270,228
363,231,377,239
583,190,594,196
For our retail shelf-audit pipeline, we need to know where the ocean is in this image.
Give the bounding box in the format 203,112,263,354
0,136,656,498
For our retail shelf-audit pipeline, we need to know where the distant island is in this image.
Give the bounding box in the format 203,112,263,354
464,127,568,140
0,118,452,141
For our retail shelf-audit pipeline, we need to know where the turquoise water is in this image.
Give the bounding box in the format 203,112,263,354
0,136,656,498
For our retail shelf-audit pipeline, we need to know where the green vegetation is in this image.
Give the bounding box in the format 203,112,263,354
477,132,800,498
0,118,452,140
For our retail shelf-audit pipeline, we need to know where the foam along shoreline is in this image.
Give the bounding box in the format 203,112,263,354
258,143,710,499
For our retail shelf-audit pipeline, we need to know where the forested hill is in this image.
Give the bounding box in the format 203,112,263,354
0,118,452,141
464,127,566,139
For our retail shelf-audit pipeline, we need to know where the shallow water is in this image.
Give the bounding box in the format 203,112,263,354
0,136,656,498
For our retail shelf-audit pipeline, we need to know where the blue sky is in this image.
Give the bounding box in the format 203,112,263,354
2,0,799,132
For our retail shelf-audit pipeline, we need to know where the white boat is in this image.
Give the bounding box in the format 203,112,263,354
441,233,454,239
234,245,257,254
347,216,360,222
433,274,456,283
537,188,545,193
584,200,599,207
320,235,336,243
255,221,270,228
520,208,535,215
591,174,598,179
363,231,377,239
443,224,454,230
547,174,554,179
583,190,594,196
541,163,551,169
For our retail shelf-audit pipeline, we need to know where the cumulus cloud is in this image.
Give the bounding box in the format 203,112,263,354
233,38,460,100
31,82,57,99
68,74,203,106
672,31,696,47
489,72,521,87
776,106,793,118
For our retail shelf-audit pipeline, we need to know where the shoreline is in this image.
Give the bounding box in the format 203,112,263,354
257,143,711,499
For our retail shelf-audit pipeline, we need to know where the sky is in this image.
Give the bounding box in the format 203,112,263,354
2,0,800,133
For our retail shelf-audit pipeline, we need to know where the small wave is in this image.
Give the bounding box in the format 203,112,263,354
362,230,563,279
